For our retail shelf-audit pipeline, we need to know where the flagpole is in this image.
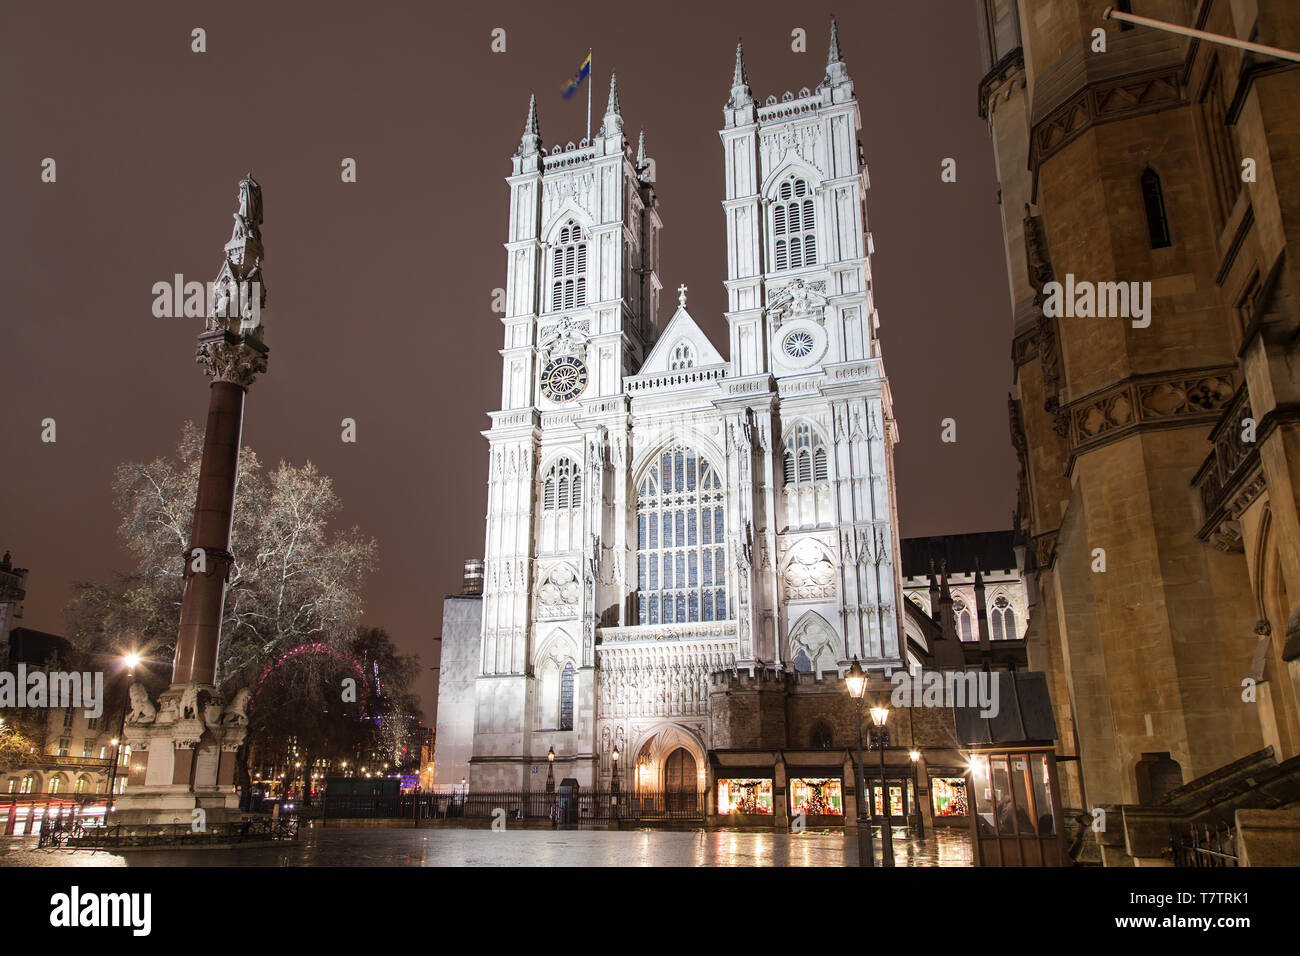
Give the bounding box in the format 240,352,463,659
586,49,592,142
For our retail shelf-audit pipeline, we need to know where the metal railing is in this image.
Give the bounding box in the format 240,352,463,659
323,789,705,825
37,815,300,849
1169,822,1238,867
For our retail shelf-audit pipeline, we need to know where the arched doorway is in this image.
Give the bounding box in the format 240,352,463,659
664,748,696,810
1135,753,1183,804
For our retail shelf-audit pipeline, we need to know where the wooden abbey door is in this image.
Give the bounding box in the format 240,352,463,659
664,748,696,811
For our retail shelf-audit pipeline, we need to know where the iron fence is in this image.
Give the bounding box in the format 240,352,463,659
37,815,300,849
1169,822,1238,867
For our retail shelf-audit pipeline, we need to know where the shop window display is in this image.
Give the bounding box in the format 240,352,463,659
717,778,774,815
789,777,843,816
931,776,969,817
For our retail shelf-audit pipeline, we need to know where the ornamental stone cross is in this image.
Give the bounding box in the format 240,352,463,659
678,284,687,307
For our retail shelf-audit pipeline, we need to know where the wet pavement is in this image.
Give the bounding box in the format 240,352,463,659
1,824,973,867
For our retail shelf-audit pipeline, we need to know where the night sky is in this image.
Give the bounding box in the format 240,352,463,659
1,1,1015,720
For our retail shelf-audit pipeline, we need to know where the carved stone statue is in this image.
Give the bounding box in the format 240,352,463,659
223,687,253,725
127,682,157,724
237,175,263,230
179,684,203,724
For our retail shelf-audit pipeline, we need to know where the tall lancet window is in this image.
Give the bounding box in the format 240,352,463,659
542,456,583,511
540,456,583,552
559,662,575,731
551,221,589,311
773,177,817,272
636,446,727,625
1141,167,1171,249
990,595,1016,640
782,422,831,527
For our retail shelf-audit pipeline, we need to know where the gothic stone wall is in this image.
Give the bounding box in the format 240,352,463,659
707,670,957,751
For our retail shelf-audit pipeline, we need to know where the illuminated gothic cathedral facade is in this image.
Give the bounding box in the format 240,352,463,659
469,24,905,794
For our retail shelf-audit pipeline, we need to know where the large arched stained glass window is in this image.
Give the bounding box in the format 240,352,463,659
636,446,727,625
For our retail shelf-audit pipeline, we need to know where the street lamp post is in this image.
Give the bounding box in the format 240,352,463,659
870,704,894,867
844,659,874,868
546,746,555,794
909,749,926,838
105,652,140,815
611,746,621,817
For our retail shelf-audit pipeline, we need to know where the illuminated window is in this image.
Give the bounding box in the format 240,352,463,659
717,778,773,815
953,600,973,641
790,778,843,816
931,777,969,817
636,446,727,625
990,596,1016,640
969,752,1056,837
869,782,907,817
49,777,62,795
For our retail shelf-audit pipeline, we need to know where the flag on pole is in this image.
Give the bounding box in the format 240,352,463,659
562,51,592,99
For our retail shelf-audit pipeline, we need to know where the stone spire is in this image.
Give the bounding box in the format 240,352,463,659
973,556,992,648
728,40,753,108
518,92,541,157
928,558,941,625
823,18,851,87
601,71,623,138
636,129,654,182
938,559,957,643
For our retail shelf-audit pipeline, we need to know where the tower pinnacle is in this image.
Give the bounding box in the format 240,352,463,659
601,71,623,137
518,93,541,157
728,41,753,108
824,18,851,87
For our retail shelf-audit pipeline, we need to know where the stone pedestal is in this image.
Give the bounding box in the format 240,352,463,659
114,681,248,826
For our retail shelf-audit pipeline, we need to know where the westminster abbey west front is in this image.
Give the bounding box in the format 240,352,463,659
435,24,1052,831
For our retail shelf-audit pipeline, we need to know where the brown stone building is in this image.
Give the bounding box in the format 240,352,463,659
977,0,1300,860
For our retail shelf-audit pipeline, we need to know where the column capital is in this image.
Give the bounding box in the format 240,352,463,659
196,329,269,388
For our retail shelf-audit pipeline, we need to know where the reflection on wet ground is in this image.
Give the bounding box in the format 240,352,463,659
2,823,973,867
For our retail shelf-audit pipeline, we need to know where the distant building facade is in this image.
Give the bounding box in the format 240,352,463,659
0,551,28,652
1,614,123,835
432,561,483,789
901,531,1028,643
